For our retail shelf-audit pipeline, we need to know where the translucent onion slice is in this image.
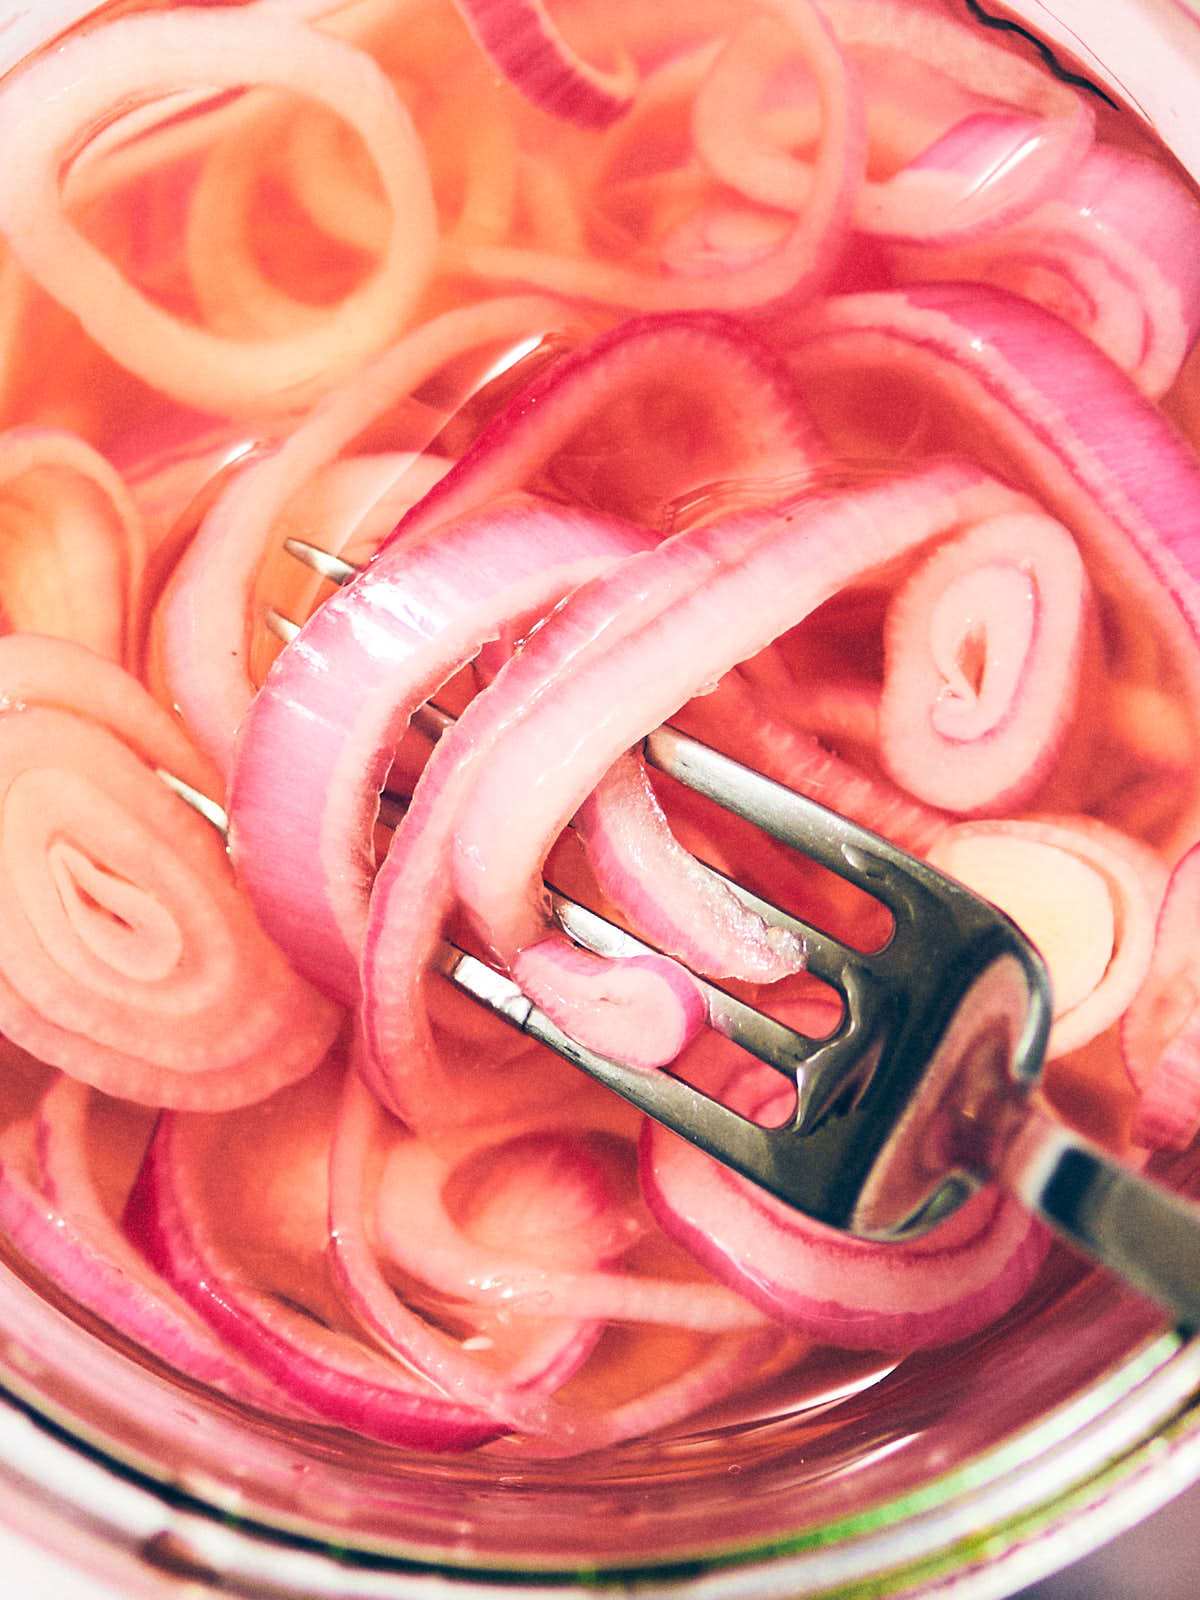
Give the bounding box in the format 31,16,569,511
441,0,864,312
0,427,145,667
330,1072,784,1454
0,636,340,1109
27,1074,304,1411
574,752,805,981
376,1131,766,1331
1122,842,1200,1151
0,8,438,414
449,0,638,128
788,284,1200,853
445,465,1023,984
642,1068,1050,1351
125,1072,504,1449
819,0,1095,243
928,816,1166,1060
393,309,825,546
159,295,563,776
229,498,651,1007
512,939,706,1069
889,143,1200,397
693,22,1090,247
879,510,1090,813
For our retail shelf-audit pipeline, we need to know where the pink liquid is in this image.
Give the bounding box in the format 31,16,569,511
0,0,1197,1456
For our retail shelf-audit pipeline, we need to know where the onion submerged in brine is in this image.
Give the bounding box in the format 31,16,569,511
0,0,1196,1455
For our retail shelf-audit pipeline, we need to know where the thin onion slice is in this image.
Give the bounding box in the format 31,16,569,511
1122,843,1200,1151
125,1077,504,1449
440,0,864,312
375,1131,766,1332
820,0,1095,243
450,0,638,128
0,9,438,414
0,636,339,1109
444,466,1023,985
512,939,705,1068
642,1070,1049,1351
160,295,564,776
27,1074,304,1411
788,284,1200,853
928,816,1166,1060
889,143,1200,397
229,497,651,1006
330,1070,784,1454
878,509,1090,813
393,309,825,546
574,752,805,981
0,427,145,667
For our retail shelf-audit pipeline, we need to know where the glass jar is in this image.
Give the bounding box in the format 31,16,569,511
1,3,1199,1597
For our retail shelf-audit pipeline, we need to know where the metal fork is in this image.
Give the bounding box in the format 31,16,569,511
234,537,1200,1331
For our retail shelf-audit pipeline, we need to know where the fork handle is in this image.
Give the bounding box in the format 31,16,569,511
1004,1113,1200,1332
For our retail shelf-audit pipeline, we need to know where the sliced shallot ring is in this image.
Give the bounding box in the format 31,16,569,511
229,498,651,1005
889,143,1200,398
0,632,220,799
512,939,705,1069
330,1073,781,1454
127,1109,502,1449
787,285,1200,853
440,0,864,311
0,637,338,1108
641,1076,1049,1350
375,1135,766,1331
328,1071,569,1432
450,0,638,128
693,5,1092,244
393,310,824,546
28,1075,301,1410
0,9,438,414
0,427,145,667
574,752,805,981
160,294,562,775
361,477,846,1126
927,816,1166,1060
446,465,1023,971
820,0,1094,243
0,708,339,1108
1121,842,1200,1151
878,510,1089,813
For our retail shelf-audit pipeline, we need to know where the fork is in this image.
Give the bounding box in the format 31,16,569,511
187,533,1200,1334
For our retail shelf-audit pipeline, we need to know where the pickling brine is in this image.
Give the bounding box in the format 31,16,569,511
0,0,1198,1456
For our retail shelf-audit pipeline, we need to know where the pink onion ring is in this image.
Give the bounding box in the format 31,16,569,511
0,636,339,1109
441,0,865,312
1122,841,1200,1151
160,295,563,775
0,427,145,667
878,509,1090,813
450,0,638,128
0,9,438,415
445,465,1022,984
574,752,805,981
889,143,1200,397
788,284,1200,852
229,498,651,1005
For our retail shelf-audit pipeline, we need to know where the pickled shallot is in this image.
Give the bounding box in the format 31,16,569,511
0,0,1197,1455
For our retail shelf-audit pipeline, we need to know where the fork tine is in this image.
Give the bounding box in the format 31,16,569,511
264,607,300,646
283,536,356,586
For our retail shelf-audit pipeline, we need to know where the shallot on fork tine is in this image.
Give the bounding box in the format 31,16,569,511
163,537,1200,1334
